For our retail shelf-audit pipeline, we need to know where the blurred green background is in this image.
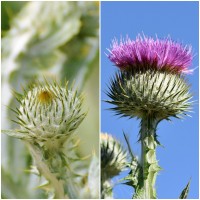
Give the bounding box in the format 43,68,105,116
1,1,99,198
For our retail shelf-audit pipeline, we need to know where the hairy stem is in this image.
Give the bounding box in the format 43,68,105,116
140,117,160,199
27,143,69,199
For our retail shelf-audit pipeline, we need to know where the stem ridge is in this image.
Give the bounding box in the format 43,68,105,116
139,117,161,199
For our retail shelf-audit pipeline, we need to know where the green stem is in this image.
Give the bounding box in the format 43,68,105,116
27,143,69,199
140,117,160,199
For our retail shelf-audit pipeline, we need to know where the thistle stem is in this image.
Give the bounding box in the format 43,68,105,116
27,143,69,199
140,117,160,199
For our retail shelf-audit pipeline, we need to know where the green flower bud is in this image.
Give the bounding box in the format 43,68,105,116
13,81,86,147
101,133,127,179
107,70,192,120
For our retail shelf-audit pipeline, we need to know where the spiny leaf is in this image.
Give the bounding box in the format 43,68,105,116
123,160,143,190
1,129,31,140
179,179,191,199
133,188,145,199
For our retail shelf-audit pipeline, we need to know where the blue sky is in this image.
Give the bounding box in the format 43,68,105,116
101,1,199,199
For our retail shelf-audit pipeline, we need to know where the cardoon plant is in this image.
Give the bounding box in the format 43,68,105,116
105,34,193,199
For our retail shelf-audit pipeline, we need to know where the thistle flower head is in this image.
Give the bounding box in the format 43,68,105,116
107,34,193,120
12,80,86,147
101,133,127,179
108,34,192,74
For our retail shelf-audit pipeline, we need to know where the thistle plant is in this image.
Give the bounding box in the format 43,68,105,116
105,34,193,199
2,80,99,199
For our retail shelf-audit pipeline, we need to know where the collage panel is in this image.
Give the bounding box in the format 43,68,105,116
101,1,199,199
1,1,99,199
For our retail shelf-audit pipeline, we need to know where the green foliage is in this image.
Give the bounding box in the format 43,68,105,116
123,132,143,191
1,1,26,32
124,160,143,195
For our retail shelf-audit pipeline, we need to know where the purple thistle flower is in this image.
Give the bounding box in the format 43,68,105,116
107,34,193,74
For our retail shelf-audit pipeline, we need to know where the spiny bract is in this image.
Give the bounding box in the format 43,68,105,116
107,70,192,120
101,133,127,179
13,81,86,145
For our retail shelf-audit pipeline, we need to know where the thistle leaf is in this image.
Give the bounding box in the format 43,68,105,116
1,129,31,140
122,132,143,191
123,160,143,190
179,179,191,199
133,188,145,199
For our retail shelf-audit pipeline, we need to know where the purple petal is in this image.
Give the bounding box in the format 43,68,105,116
107,34,193,74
